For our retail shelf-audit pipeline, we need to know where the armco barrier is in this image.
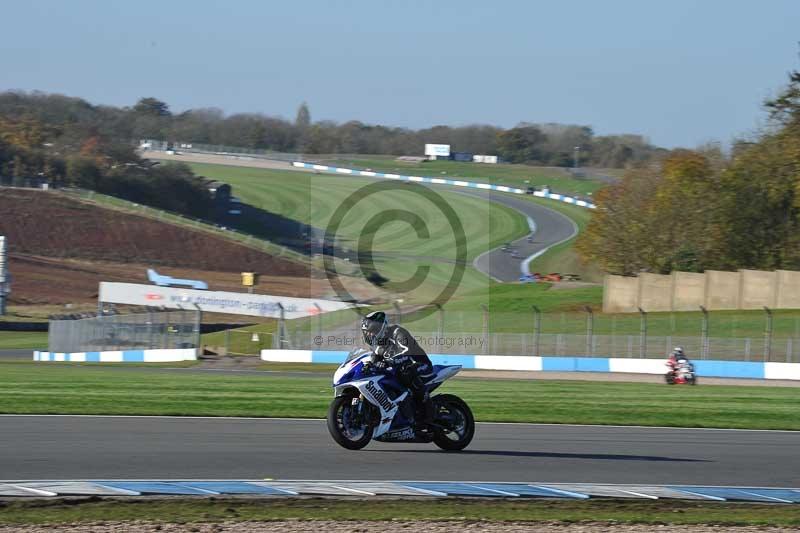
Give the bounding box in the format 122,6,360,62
261,350,800,380
34,349,197,363
292,162,596,209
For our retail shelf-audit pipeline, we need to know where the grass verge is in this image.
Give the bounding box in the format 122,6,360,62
319,156,609,196
0,498,798,526
2,362,799,429
522,196,604,283
0,331,47,350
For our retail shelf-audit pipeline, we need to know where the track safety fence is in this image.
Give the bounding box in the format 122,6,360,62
48,310,200,353
273,305,800,363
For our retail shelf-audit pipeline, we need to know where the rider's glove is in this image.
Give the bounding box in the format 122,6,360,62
363,359,385,373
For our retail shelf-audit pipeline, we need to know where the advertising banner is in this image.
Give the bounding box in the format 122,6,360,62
99,282,354,319
424,144,450,157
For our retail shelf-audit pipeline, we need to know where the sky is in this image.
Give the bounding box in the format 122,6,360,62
1,0,798,148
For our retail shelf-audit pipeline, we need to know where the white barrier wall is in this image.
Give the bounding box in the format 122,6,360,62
608,358,667,374
261,350,312,363
764,362,800,381
261,349,799,380
474,355,542,371
34,349,197,363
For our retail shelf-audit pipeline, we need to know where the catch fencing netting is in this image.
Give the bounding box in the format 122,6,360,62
48,310,199,353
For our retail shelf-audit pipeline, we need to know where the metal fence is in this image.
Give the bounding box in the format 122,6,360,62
142,141,303,162
275,306,800,363
280,329,800,362
48,310,200,353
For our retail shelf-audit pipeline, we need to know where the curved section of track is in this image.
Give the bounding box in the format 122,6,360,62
1,415,796,486
148,152,581,283
459,190,578,282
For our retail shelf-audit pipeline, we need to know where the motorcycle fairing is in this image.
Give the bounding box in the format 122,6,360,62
336,376,409,437
332,350,462,439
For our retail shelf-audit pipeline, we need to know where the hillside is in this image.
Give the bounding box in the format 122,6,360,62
0,189,319,305
0,189,310,274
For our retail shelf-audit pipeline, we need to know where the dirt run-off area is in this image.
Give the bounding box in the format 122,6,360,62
7,254,334,306
1,521,796,533
0,189,377,306
0,189,310,276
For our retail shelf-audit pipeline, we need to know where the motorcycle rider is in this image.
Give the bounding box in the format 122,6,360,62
361,311,435,429
667,346,690,376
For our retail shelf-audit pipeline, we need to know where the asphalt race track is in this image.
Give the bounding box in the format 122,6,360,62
459,190,578,282
1,415,797,487
147,151,580,283
0,349,29,359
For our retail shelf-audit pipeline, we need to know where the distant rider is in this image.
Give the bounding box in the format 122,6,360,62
666,346,691,376
361,311,435,429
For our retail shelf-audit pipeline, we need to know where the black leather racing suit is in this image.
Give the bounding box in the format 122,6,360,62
374,325,434,421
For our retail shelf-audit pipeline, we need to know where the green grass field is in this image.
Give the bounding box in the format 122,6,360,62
0,331,47,350
2,362,798,429
318,156,610,196
2,498,797,527
187,162,529,299
192,158,800,340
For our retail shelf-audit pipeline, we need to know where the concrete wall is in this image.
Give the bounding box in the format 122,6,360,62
637,273,672,312
603,268,800,313
602,275,639,313
705,270,740,310
672,272,705,311
739,270,777,309
776,270,800,309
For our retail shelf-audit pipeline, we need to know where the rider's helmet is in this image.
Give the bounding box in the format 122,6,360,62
361,311,389,348
672,346,686,359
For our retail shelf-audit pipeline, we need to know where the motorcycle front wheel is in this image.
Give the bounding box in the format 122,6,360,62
327,395,374,450
431,394,475,451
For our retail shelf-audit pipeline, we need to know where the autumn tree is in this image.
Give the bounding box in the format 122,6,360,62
579,63,800,275
133,97,171,117
496,125,546,163
576,164,662,274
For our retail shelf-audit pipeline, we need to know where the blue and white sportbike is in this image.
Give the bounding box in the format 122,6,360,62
327,348,475,451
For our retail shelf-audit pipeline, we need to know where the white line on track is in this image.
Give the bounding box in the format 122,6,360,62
520,208,578,276
0,414,796,433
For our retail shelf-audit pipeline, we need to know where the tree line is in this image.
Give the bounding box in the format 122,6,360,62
0,93,212,217
0,91,665,170
577,69,800,275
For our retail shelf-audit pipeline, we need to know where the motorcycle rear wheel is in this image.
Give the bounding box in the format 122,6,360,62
327,395,374,450
431,394,475,451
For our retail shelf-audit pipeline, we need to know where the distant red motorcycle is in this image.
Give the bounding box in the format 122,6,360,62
665,358,697,385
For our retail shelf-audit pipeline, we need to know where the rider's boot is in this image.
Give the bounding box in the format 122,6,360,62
413,391,432,432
